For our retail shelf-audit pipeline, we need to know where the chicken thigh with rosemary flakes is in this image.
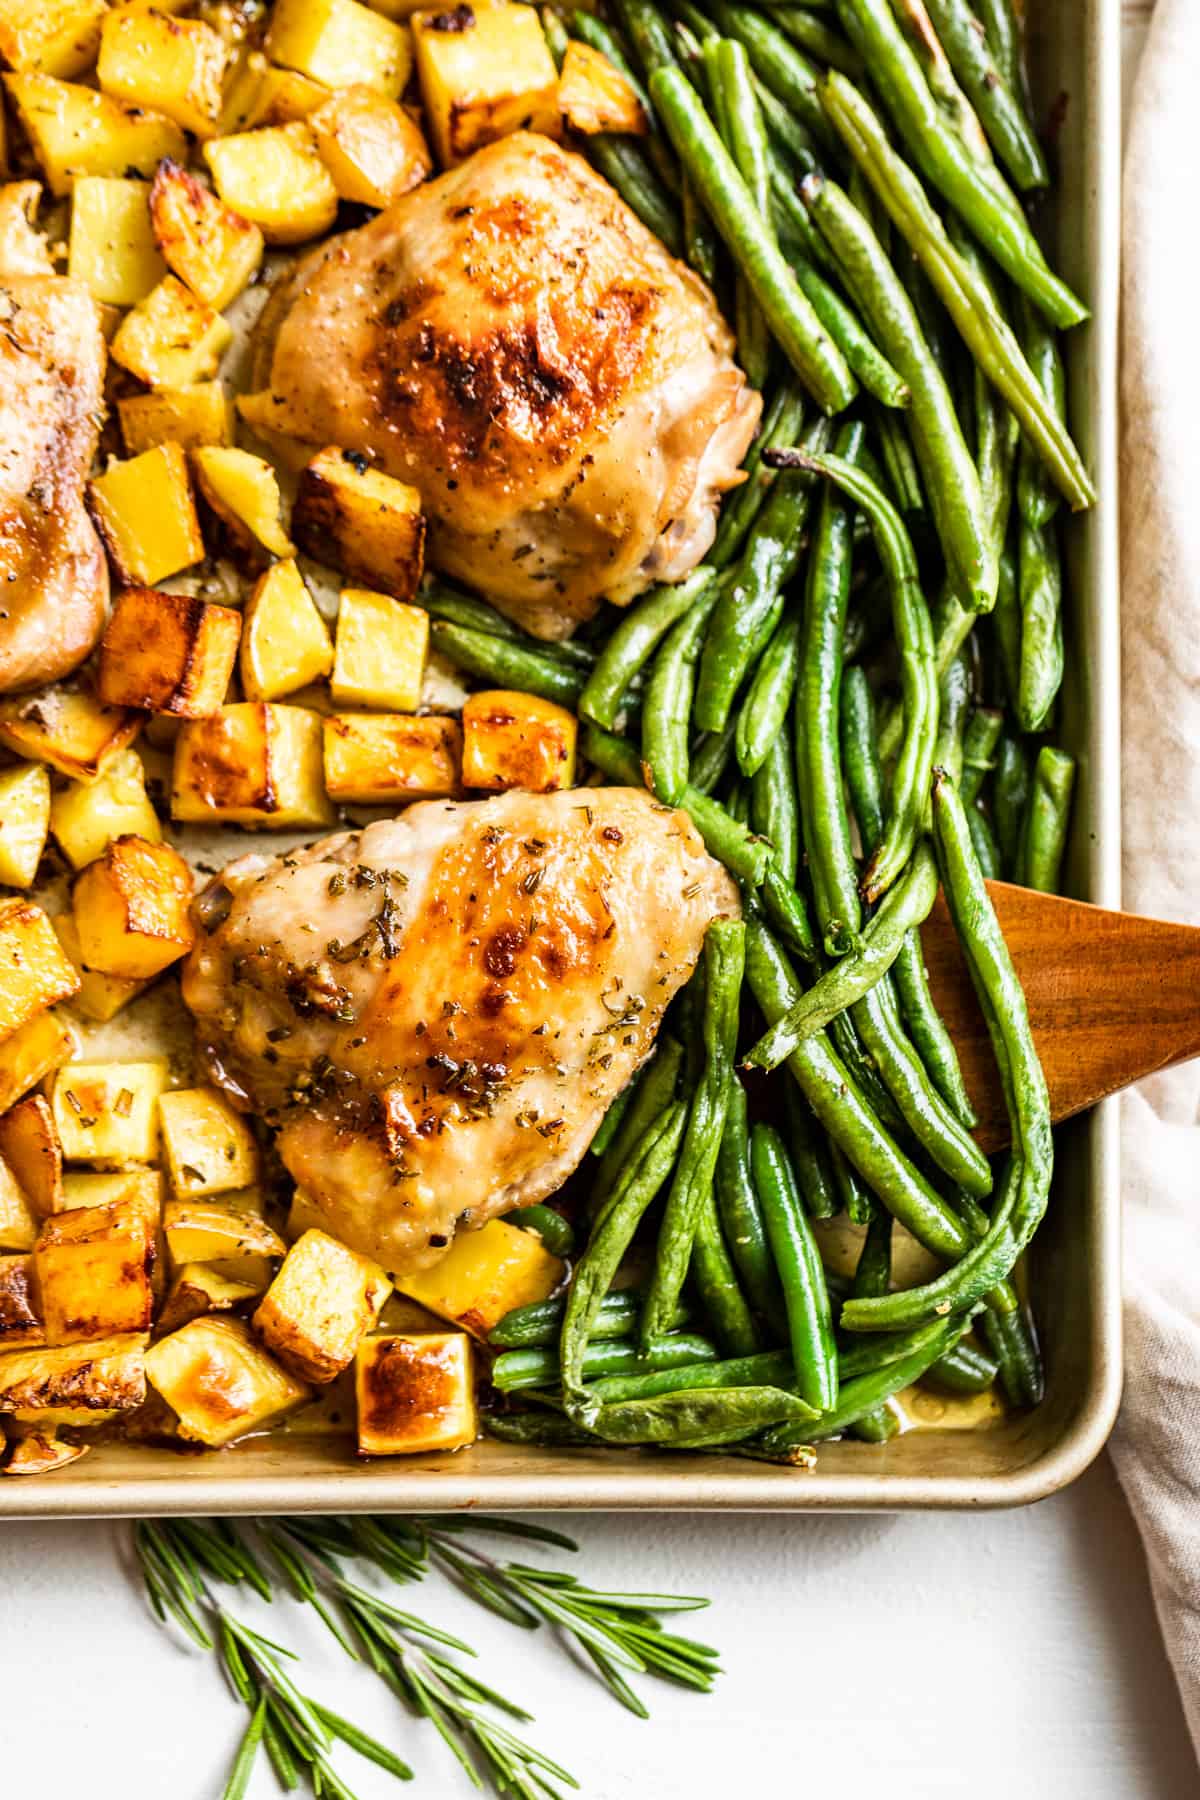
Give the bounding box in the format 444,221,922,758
182,788,739,1275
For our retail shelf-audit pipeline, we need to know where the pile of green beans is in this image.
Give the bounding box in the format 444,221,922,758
460,0,1089,1459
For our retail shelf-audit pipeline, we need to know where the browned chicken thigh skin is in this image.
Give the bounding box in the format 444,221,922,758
0,276,108,693
249,131,760,639
182,789,738,1275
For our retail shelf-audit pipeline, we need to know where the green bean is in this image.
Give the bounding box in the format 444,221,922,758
717,1074,786,1321
1016,294,1068,529
775,5,862,74
715,39,773,390
711,382,807,568
588,134,684,253
822,73,1096,508
589,1085,634,1161
689,721,738,796
874,405,925,514
921,1338,1000,1395
757,75,821,173
1015,512,1063,733
707,0,837,148
591,1039,684,1212
780,1083,838,1220
750,1123,838,1410
831,0,1082,327
430,622,584,708
492,1331,717,1393
643,580,723,804
750,727,800,880
590,1346,793,1403
613,0,685,79
490,1288,690,1350
933,646,972,792
485,1412,598,1448
692,1184,763,1354
735,613,801,777
569,8,650,94
760,859,819,962
922,0,1047,190
580,568,718,730
641,922,746,1343
837,1311,954,1379
829,1140,875,1226
973,0,1026,111
649,66,856,412
789,253,912,408
852,1205,892,1298
967,801,1001,879
838,665,886,847
763,1311,975,1445
683,171,721,285
580,1383,816,1444
992,731,1030,877
991,542,1021,705
420,580,523,643
850,1405,900,1441
980,1292,1044,1406
506,1206,576,1260
1018,746,1075,893
961,706,1003,806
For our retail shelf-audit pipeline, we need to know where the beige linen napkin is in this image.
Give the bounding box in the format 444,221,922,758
1108,0,1200,1756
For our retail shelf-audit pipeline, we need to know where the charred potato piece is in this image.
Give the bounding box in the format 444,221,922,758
2,1427,90,1475
310,86,432,206
322,712,462,804
156,1262,259,1335
162,1198,285,1288
394,1218,563,1338
97,8,227,138
110,275,232,389
0,1330,148,1425
50,745,161,872
158,1086,258,1198
203,123,338,246
117,383,234,456
144,1315,309,1445
67,175,165,306
412,3,559,168
5,73,187,198
240,560,333,702
0,1095,63,1218
34,1197,154,1344
97,587,240,719
149,158,263,310
73,837,195,980
355,1331,476,1455
219,51,327,133
254,1228,391,1384
0,1162,38,1253
0,1256,44,1351
558,40,648,136
172,702,334,828
87,444,206,587
266,0,412,98
50,1057,169,1164
0,682,140,784
331,589,427,711
192,446,294,559
0,763,51,888
0,899,80,1042
292,448,425,601
0,1011,78,1117
461,689,577,793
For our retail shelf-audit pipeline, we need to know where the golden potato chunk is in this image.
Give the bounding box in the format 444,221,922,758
158,1086,258,1198
0,1161,38,1253
0,1331,148,1425
254,1228,391,1384
203,123,338,246
110,274,233,389
0,763,51,888
98,586,241,719
322,712,462,804
67,175,165,306
2,1428,90,1475
72,837,194,980
0,900,80,1042
395,1218,563,1337
54,914,152,1024
162,1198,285,1288
310,86,432,206
0,1012,78,1118
5,73,187,197
355,1331,476,1455
34,1197,154,1344
0,180,54,275
0,682,140,784
145,1315,309,1445
50,745,162,872
148,158,263,311
97,8,227,137
0,1256,44,1351
192,446,294,560
412,3,559,167
157,1261,259,1335
461,689,577,793
0,0,106,78
241,560,334,702
50,1057,169,1164
266,0,412,98
60,1167,163,1229
172,702,334,828
219,51,327,133
118,383,234,456
292,448,425,600
558,39,648,136
87,443,206,587
332,590,427,712
0,1095,63,1218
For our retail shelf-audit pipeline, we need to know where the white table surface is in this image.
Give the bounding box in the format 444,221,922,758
4,8,1194,1798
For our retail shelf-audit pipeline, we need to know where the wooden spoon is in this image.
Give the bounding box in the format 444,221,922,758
920,883,1200,1152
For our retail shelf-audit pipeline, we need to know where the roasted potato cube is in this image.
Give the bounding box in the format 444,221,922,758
172,702,334,827
72,837,194,980
60,1167,163,1229
0,1330,147,1425
87,443,206,586
97,8,227,137
0,1256,44,1351
67,175,165,305
0,0,105,77
110,274,233,389
241,560,333,702
2,1427,90,1475
0,1096,62,1218
203,122,338,246
35,1198,154,1344
54,913,152,1024
254,1228,391,1384
0,1158,37,1252
97,586,240,719
0,682,140,784
355,1330,476,1455
332,589,427,712
145,1315,308,1445
149,158,263,310
310,86,432,206
159,1086,258,1197
558,39,648,136
118,382,234,455
293,448,425,600
219,51,327,133
157,1261,258,1334
412,3,559,167
266,0,412,98
395,1218,563,1337
0,899,80,1042
461,689,576,793
0,180,55,275
192,446,294,559
5,73,187,197
50,745,162,872
322,712,462,804
0,1011,78,1117
162,1198,285,1288
51,1057,169,1164
0,762,50,888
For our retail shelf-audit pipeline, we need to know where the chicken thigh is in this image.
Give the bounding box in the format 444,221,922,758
182,788,739,1274
0,275,109,693
247,131,760,640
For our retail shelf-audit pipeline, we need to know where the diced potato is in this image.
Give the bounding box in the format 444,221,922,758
254,1228,391,1384
0,763,50,887
157,1261,258,1335
67,175,165,306
219,51,327,133
461,689,577,793
332,589,427,713
172,703,335,828
50,745,162,872
145,1315,309,1445
159,1087,258,1198
149,157,262,310
97,8,227,137
118,383,234,456
54,914,151,1023
0,1095,62,1218
323,712,462,804
241,560,333,702
235,391,320,472
0,1331,147,1424
60,1167,163,1227
558,39,648,136
0,899,80,1042
355,1330,476,1455
5,73,187,198
292,448,425,600
0,180,54,275
0,0,107,79
394,1218,563,1337
97,586,240,719
35,1197,154,1344
87,443,206,586
266,0,412,98
2,1428,90,1475
0,682,140,784
0,1012,78,1117
203,122,338,246
162,1197,285,1287
310,86,432,206
412,3,559,168
0,1158,37,1252
0,1256,43,1351
192,446,293,559
109,274,233,389
50,1057,169,1164
73,836,195,980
